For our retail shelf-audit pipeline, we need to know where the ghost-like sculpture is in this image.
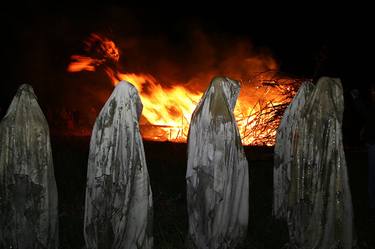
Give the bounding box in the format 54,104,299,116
285,77,355,249
273,80,314,219
0,84,59,249
84,81,153,249
186,76,249,249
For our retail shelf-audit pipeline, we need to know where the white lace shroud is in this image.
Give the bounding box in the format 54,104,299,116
0,84,59,249
84,81,153,249
273,80,314,219
287,77,355,249
186,76,249,249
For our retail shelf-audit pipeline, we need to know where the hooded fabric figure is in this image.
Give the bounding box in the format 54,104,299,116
273,80,314,219
286,77,354,249
0,84,59,249
186,76,249,249
84,81,153,249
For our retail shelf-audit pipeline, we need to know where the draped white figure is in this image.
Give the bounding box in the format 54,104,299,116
279,77,355,249
186,76,249,249
0,84,59,249
84,81,153,249
273,80,314,219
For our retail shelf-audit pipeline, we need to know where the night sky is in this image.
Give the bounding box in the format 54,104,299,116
0,4,373,124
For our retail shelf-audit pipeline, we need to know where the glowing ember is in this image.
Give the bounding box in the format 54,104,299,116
67,33,300,146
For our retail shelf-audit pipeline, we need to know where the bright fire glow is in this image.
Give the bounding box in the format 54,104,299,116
67,33,299,146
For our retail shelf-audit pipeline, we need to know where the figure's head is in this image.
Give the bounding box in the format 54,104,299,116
16,84,36,98
209,76,241,112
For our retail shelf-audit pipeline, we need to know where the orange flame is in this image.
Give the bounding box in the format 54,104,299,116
67,33,299,146
67,55,104,72
67,33,119,73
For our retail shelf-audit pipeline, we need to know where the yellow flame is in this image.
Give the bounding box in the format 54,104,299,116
110,72,287,146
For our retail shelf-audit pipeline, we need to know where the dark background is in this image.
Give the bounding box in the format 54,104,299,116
0,6,373,92
0,4,374,248
0,4,373,143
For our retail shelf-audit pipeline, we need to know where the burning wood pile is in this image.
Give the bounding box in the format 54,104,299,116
67,33,303,146
237,78,301,145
